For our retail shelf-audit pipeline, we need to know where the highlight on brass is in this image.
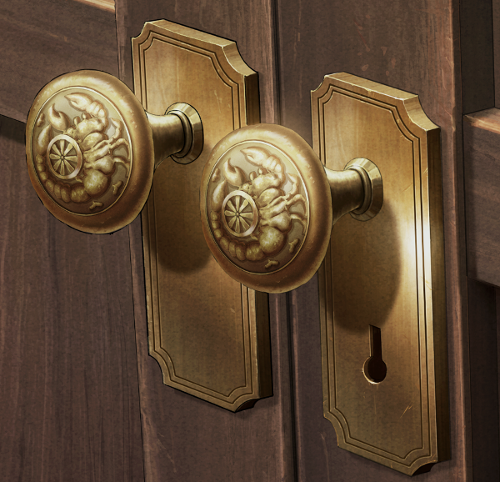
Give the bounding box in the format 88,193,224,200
207,142,310,274
314,73,448,475
26,70,202,234
32,87,132,214
200,123,383,293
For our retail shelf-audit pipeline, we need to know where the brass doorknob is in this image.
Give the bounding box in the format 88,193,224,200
200,124,383,293
26,70,202,233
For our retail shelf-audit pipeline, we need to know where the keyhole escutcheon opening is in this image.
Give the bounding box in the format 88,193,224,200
363,325,387,383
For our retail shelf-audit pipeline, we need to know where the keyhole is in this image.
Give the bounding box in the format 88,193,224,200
363,325,387,383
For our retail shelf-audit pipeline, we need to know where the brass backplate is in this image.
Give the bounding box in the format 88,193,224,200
132,21,271,411
312,73,449,475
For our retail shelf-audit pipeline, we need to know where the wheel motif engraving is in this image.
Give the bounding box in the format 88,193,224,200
222,191,258,238
207,143,309,274
31,88,132,215
47,134,83,180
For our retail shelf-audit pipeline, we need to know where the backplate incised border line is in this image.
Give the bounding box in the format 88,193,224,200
317,89,430,461
314,73,444,474
138,33,242,128
132,20,270,411
139,36,252,399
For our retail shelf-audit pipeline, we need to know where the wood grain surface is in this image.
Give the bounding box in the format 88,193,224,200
131,217,297,481
460,2,500,477
460,0,494,115
464,109,500,286
462,108,500,481
115,0,500,480
115,0,280,123
0,1,118,123
277,0,469,480
493,0,500,107
0,115,144,480
2,0,494,480
466,279,500,481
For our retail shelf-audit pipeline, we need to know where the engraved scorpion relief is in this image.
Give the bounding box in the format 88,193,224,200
31,88,131,214
207,142,309,273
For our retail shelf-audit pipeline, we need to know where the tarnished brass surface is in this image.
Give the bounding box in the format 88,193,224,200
344,158,383,221
201,124,384,293
26,71,154,233
163,102,203,165
201,124,331,293
324,158,382,225
146,101,202,167
313,73,448,475
26,71,201,234
132,21,271,411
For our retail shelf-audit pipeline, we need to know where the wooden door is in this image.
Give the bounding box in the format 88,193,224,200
0,2,145,481
1,0,499,481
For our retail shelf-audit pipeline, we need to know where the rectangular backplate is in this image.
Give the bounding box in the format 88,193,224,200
312,73,449,475
132,21,271,412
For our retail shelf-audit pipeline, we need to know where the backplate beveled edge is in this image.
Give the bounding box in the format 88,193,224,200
131,20,272,412
313,73,449,475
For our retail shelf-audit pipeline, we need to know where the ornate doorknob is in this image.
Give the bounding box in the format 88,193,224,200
27,70,382,292
200,124,383,293
26,70,202,233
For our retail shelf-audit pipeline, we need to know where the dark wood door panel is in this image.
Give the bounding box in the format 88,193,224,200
0,0,482,480
115,0,493,479
277,0,468,479
466,279,500,481
115,0,280,122
0,115,144,481
464,109,500,287
0,1,118,122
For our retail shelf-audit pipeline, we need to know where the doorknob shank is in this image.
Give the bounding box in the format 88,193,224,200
325,157,382,225
146,102,203,168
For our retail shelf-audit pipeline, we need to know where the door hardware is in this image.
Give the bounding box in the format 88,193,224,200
25,20,448,475
203,72,449,475
26,20,270,413
315,74,449,475
26,70,203,234
200,124,383,293
363,325,387,384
